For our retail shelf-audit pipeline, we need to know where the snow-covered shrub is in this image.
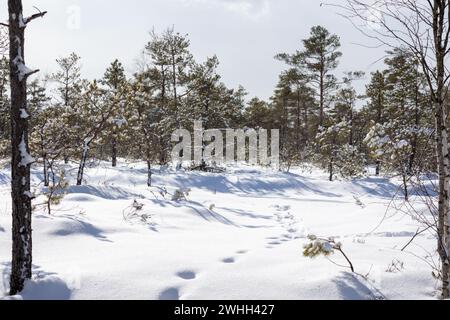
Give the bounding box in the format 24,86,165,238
313,121,366,180
123,200,154,225
334,144,366,179
172,188,191,202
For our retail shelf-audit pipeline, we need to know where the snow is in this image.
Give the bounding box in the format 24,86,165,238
18,14,26,28
113,118,128,128
18,135,35,167
20,108,30,119
0,162,440,300
16,62,34,82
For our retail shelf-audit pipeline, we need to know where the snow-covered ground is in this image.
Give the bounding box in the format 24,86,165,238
0,161,440,300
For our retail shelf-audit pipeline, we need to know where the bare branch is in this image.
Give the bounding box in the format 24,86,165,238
23,10,47,25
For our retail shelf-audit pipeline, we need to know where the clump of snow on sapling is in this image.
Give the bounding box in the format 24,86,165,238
303,235,335,258
303,235,355,273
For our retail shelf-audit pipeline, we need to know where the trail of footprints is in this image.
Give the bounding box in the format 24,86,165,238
158,205,305,299
266,205,306,249
159,249,250,300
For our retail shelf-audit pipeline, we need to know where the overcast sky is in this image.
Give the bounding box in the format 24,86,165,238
1,0,387,100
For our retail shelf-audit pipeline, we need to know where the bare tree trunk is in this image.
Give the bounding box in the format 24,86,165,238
111,130,117,167
146,159,152,187
8,0,46,295
77,139,91,186
43,155,49,187
329,158,334,182
402,172,408,201
319,70,324,127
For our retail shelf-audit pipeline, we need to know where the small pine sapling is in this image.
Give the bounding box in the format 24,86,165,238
303,235,355,273
44,169,69,215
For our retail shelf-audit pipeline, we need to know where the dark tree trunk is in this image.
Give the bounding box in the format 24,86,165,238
8,0,46,295
111,131,117,167
402,173,408,201
319,70,324,127
375,161,381,176
43,155,49,187
146,159,152,187
329,157,334,182
77,140,91,186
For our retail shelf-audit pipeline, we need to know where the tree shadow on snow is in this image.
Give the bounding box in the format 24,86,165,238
332,272,382,300
49,215,112,242
66,185,144,201
173,200,238,227
167,172,342,198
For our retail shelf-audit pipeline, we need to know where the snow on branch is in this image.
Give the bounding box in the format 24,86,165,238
21,7,47,27
12,36,39,81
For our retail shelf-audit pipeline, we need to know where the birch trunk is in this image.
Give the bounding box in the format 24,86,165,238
435,99,450,299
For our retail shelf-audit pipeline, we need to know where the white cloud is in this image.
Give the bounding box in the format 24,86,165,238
179,0,270,20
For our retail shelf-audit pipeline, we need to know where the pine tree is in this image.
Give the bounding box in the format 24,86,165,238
365,70,387,175
48,52,82,163
130,73,157,186
7,0,46,295
28,79,51,185
75,80,115,185
102,59,128,167
276,26,342,130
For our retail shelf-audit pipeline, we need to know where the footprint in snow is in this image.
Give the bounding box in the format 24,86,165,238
159,287,180,300
222,257,236,264
176,271,197,280
273,205,291,212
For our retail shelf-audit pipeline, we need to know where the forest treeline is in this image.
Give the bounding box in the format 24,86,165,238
0,26,441,188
